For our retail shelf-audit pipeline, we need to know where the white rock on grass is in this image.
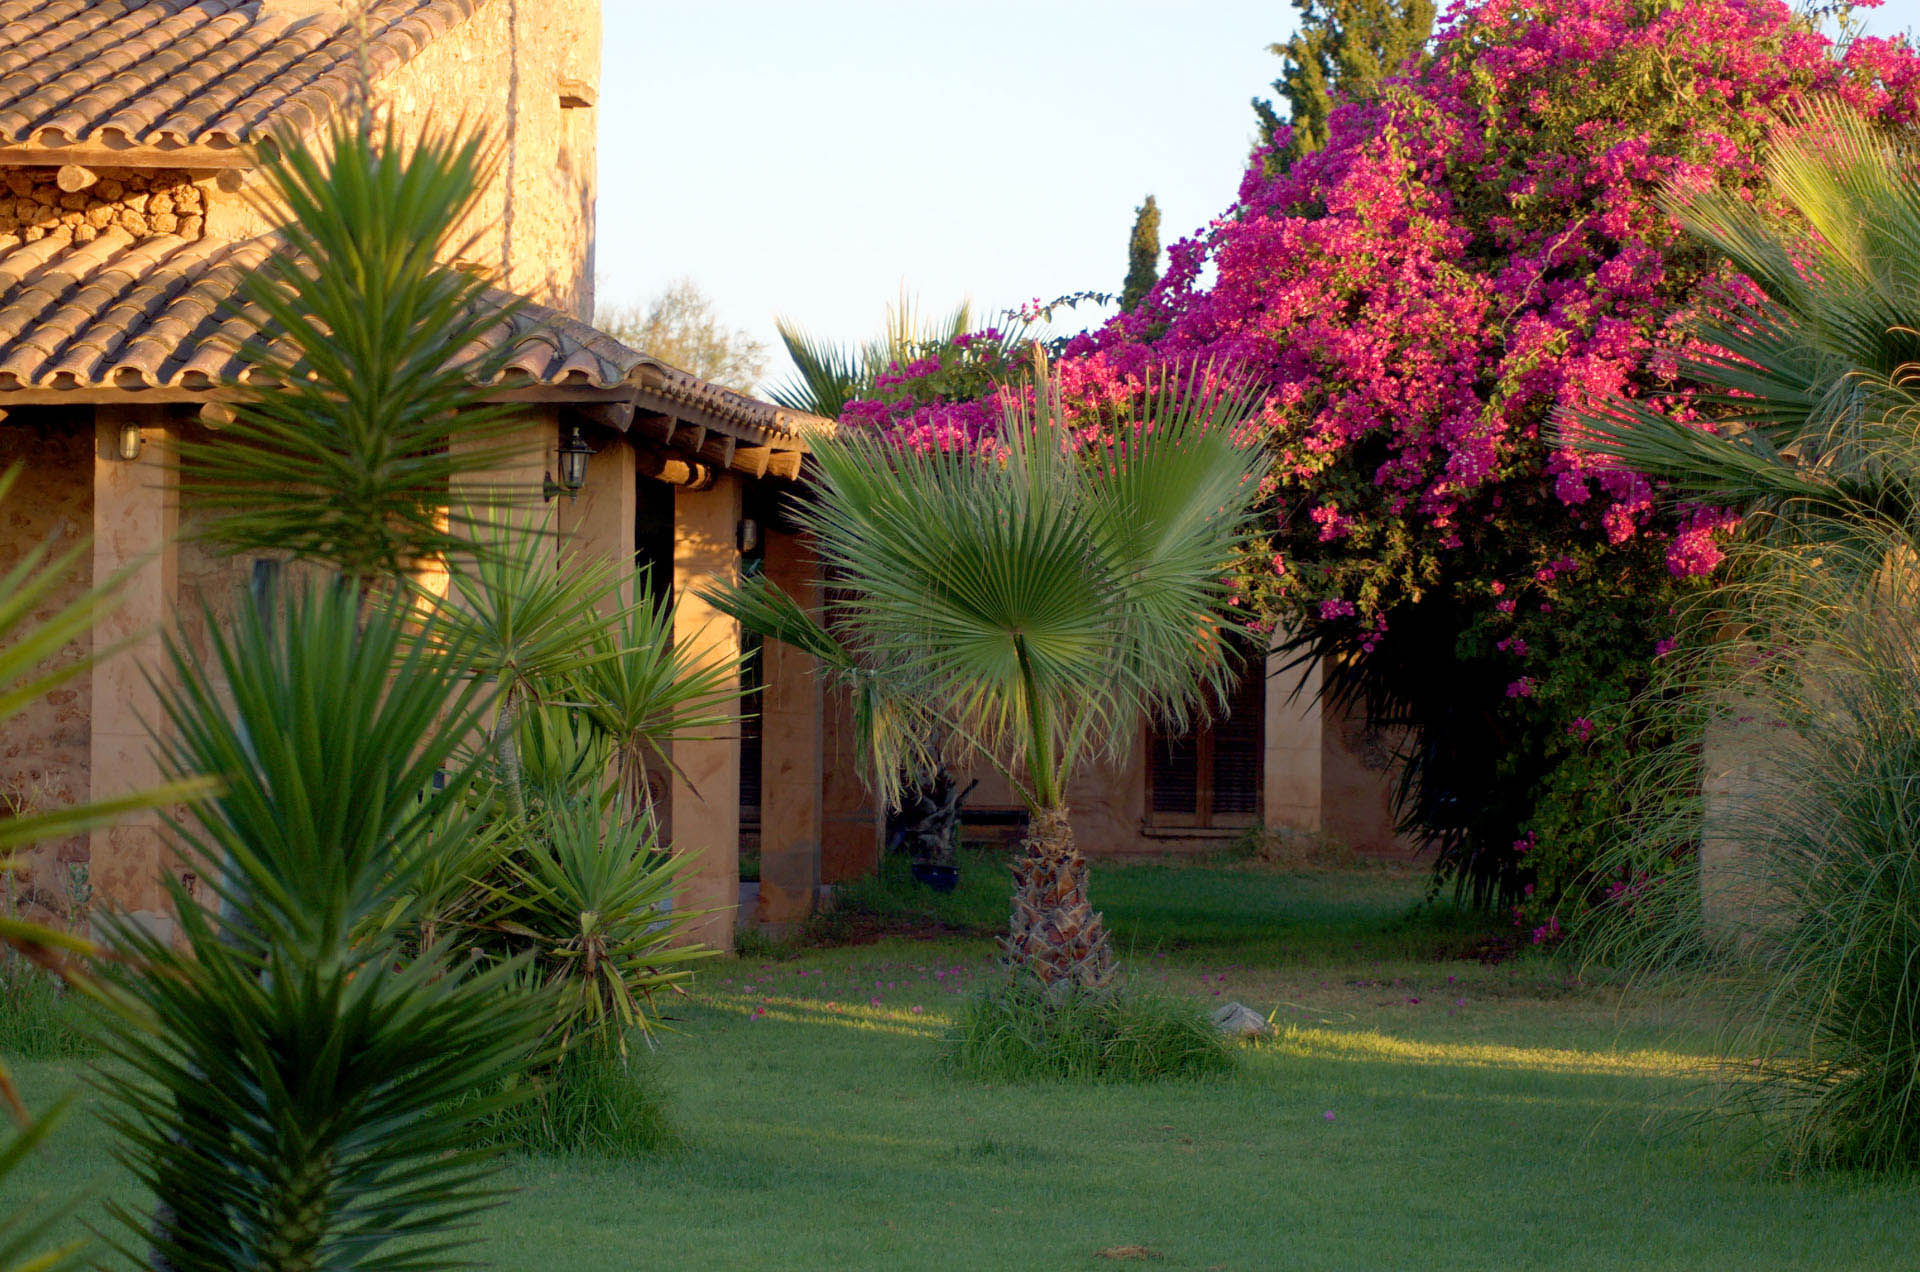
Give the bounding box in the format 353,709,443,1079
1211,1001,1272,1038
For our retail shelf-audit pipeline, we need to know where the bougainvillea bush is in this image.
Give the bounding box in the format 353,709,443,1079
843,0,1920,919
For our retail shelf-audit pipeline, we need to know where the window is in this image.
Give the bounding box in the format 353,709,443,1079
1145,666,1264,829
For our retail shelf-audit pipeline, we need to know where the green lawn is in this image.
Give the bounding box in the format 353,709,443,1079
9,858,1919,1271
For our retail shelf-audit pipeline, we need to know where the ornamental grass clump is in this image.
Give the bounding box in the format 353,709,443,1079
943,979,1235,1084
1570,107,1920,1172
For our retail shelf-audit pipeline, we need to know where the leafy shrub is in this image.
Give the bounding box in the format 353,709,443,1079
943,979,1236,1083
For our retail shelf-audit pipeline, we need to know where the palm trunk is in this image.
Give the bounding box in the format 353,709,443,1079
1002,806,1115,992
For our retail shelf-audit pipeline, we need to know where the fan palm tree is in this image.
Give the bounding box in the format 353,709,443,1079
708,353,1267,991
1560,105,1920,554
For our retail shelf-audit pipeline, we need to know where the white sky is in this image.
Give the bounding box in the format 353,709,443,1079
592,0,1920,392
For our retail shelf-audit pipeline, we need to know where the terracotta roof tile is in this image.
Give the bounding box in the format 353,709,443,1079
0,0,484,154
0,233,822,445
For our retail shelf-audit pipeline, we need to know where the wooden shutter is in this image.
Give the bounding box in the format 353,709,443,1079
1144,665,1264,828
1209,669,1263,820
1148,731,1201,818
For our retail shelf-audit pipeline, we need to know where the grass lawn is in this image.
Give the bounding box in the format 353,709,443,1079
8,855,1919,1270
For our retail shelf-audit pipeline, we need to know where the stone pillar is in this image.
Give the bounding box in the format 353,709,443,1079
88,407,178,931
820,682,883,882
556,433,637,609
1263,636,1322,834
754,529,822,932
670,474,742,951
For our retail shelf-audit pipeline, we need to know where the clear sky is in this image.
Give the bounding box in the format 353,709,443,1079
592,0,1920,392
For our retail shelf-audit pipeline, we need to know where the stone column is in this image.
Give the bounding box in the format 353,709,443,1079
670,474,742,951
556,433,637,609
753,529,822,933
88,407,179,933
1262,636,1322,834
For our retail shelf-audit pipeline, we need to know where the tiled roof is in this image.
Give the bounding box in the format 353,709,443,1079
0,231,818,445
0,0,482,154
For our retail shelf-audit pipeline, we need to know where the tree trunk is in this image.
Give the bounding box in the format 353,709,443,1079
1002,806,1115,992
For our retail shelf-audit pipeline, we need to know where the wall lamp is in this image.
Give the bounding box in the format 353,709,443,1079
544,424,594,501
115,421,143,462
736,516,762,556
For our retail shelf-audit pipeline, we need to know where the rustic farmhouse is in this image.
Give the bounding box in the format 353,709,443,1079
0,0,1401,956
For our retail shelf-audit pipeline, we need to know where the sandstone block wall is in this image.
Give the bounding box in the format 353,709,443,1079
0,421,92,918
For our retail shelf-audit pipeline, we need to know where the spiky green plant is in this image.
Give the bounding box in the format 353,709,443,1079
573,576,753,826
93,584,549,1271
768,290,1026,419
180,115,536,586
478,793,709,1060
708,352,1267,993
1566,108,1920,1172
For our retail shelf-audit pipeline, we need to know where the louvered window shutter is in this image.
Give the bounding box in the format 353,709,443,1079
1144,666,1264,828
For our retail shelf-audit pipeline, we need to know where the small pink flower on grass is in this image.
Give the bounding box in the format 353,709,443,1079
1322,1111,1337,1122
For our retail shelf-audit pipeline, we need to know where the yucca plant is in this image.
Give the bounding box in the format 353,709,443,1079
572,577,751,826
709,353,1267,994
1565,107,1920,1171
428,514,632,810
479,793,708,1061
181,114,536,586
94,583,549,1271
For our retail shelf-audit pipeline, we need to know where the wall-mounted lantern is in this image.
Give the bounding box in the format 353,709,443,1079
736,516,762,556
544,424,594,501
115,421,143,462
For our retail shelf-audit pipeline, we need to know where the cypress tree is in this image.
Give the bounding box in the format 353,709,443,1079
1120,195,1161,312
1252,0,1436,171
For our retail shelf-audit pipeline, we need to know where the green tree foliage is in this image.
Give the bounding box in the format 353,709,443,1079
596,277,769,394
1252,0,1436,170
1120,195,1161,312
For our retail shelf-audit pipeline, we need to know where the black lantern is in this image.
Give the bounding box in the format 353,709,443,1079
545,424,594,501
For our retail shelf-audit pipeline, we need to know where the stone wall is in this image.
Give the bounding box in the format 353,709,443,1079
1322,699,1415,855
0,167,206,249
206,0,601,320
0,419,92,916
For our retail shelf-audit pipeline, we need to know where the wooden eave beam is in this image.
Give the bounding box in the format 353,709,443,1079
0,143,253,170
732,445,774,479
697,433,737,471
